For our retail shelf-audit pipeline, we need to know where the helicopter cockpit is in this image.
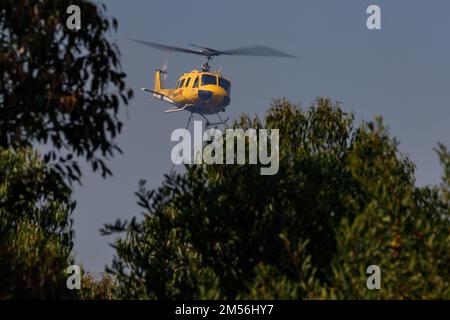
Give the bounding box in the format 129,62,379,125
218,77,231,93
201,74,231,94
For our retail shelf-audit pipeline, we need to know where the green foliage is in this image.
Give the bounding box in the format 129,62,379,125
436,143,450,204
313,123,450,299
240,238,320,300
79,272,118,300
0,148,75,299
0,1,133,298
103,98,449,299
0,0,133,183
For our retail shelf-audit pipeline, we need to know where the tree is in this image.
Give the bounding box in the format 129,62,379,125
308,125,450,299
0,0,133,183
103,98,449,299
79,272,118,299
0,148,75,299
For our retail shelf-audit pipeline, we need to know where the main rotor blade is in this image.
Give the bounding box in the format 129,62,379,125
222,45,298,58
131,39,297,59
130,39,204,56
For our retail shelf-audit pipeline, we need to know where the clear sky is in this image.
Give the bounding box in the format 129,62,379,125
73,0,450,272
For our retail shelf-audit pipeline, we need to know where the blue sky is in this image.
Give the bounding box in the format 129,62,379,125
73,0,450,272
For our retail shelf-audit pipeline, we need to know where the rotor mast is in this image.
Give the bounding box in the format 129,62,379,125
202,56,214,72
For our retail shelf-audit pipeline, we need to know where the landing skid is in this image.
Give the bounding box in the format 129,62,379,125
165,104,191,113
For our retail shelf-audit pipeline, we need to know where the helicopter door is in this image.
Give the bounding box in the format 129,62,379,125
187,76,199,100
183,77,196,100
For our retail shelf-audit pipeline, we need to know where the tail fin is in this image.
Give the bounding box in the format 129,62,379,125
154,69,163,91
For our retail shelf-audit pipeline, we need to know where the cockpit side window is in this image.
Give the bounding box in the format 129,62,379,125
201,74,217,86
193,76,199,88
218,77,231,93
179,79,185,88
185,78,191,88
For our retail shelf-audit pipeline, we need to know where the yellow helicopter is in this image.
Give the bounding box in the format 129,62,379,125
132,39,297,126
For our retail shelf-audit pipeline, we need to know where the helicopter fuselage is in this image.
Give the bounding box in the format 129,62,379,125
149,69,231,115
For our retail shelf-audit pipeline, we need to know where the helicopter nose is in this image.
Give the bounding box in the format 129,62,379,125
221,95,231,108
198,90,213,101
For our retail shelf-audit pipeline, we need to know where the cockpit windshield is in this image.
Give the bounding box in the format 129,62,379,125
201,74,217,86
218,77,231,93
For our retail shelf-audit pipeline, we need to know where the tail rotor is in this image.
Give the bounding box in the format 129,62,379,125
160,58,169,85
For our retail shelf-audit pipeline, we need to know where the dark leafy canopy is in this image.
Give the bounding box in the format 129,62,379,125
103,98,449,299
0,148,75,299
0,0,133,183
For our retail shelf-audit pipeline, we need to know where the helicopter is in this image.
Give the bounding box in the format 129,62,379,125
132,39,297,127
